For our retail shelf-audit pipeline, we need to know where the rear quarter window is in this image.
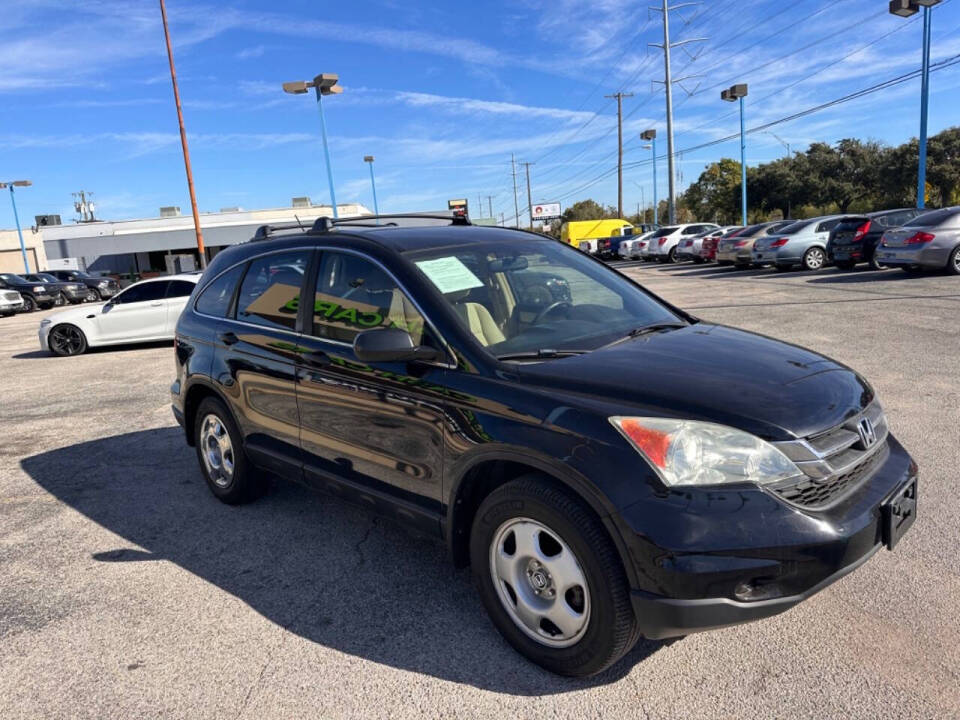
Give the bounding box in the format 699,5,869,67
195,264,245,317
905,208,960,228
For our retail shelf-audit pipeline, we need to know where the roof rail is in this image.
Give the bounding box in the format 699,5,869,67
311,213,471,233
251,221,310,241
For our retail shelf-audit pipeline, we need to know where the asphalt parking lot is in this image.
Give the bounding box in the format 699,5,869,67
1,263,958,719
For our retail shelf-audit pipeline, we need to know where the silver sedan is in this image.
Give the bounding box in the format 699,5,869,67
876,206,960,274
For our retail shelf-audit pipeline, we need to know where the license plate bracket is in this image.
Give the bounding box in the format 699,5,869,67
882,478,917,550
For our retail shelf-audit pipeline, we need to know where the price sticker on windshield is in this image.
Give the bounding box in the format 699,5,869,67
415,257,484,294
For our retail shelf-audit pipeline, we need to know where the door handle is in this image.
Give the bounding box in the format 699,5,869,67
150,301,164,307
218,331,239,346
302,350,330,367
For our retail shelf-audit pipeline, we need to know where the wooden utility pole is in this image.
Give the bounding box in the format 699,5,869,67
605,92,633,219
511,154,520,228
521,162,535,229
160,0,206,267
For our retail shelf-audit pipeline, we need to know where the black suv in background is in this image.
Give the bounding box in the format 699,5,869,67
172,215,918,677
22,273,87,305
0,273,56,312
827,208,926,270
45,269,120,302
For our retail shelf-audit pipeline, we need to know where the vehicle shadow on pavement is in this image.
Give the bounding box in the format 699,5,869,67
12,341,173,360
806,270,934,285
20,427,668,694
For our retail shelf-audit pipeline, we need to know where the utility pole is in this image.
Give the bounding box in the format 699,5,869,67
486,195,494,219
650,1,706,225
511,154,520,228
521,162,535,229
604,92,634,218
478,194,484,216
159,0,206,267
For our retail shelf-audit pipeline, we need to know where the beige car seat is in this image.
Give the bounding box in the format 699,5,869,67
448,291,505,346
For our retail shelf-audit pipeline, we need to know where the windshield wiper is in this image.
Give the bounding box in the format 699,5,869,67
603,321,688,348
496,349,588,362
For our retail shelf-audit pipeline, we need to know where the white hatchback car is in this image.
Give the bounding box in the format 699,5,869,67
39,274,200,356
618,231,656,260
643,223,720,263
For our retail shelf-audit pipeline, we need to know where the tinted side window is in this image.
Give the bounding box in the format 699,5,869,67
166,280,196,298
235,251,309,331
311,252,425,344
117,281,169,303
817,219,841,232
196,265,244,317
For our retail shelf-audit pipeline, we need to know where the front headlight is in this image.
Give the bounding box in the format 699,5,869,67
98,280,110,287
33,286,45,293
610,416,802,487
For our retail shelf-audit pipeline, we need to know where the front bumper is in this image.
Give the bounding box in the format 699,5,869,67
0,300,23,313
620,433,918,639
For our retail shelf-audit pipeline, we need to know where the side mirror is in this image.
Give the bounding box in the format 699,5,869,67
353,328,442,364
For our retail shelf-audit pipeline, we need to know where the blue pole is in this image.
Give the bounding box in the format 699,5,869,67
740,95,747,226
652,137,658,227
367,161,380,218
314,87,338,219
918,5,932,209
8,186,29,273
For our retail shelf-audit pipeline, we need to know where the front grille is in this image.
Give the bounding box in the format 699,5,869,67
769,402,888,510
3,291,20,301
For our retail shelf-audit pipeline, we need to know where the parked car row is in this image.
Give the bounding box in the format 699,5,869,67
604,206,960,276
0,269,122,316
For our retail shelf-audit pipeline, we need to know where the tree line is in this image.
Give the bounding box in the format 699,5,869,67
552,126,960,230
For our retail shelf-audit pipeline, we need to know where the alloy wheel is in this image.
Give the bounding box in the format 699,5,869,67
49,325,85,355
22,296,35,312
85,289,99,302
489,518,590,648
804,247,825,270
200,413,235,488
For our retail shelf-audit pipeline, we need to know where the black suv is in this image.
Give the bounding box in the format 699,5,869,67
0,272,56,312
827,208,926,270
172,215,918,677
45,269,120,302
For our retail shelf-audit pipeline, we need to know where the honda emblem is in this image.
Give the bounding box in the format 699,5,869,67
857,417,877,448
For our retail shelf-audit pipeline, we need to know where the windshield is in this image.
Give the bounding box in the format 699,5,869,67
649,226,678,238
408,239,683,358
34,273,58,282
0,273,26,283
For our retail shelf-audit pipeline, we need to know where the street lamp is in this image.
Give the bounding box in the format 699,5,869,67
889,0,941,208
640,129,658,226
363,155,380,220
0,180,32,273
283,73,344,219
721,83,749,226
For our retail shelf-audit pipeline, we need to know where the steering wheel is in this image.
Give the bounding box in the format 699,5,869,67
533,301,572,324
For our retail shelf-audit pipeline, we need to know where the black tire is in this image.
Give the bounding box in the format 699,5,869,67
693,258,705,264
734,263,750,270
47,324,88,356
834,260,856,271
947,246,960,276
900,265,923,275
470,475,637,677
85,288,101,302
21,294,36,312
801,246,826,271
666,247,677,263
716,260,732,267
774,264,792,273
193,396,262,505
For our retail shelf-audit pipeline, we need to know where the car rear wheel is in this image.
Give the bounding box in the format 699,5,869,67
48,324,88,356
666,247,677,263
194,397,262,504
947,246,960,276
801,247,826,271
470,475,637,677
835,260,856,271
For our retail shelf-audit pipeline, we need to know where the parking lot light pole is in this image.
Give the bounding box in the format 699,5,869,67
363,155,379,220
722,84,748,226
889,0,941,208
641,130,658,226
0,180,32,273
283,74,343,219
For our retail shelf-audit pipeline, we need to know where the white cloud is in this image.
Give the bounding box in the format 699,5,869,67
236,45,265,60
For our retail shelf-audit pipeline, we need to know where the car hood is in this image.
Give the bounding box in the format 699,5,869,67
515,324,873,440
44,303,104,325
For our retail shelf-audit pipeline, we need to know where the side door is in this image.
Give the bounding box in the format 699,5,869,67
294,249,449,535
164,279,198,334
214,249,312,477
815,218,842,245
96,280,169,342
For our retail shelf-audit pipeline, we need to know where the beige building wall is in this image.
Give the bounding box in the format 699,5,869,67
0,228,47,274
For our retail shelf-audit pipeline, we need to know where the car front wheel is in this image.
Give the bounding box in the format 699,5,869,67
21,295,36,312
194,397,262,504
947,246,960,276
85,288,101,302
48,324,88,356
470,475,637,677
801,247,826,271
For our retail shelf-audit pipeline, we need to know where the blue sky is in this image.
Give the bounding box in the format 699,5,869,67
2,0,960,227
